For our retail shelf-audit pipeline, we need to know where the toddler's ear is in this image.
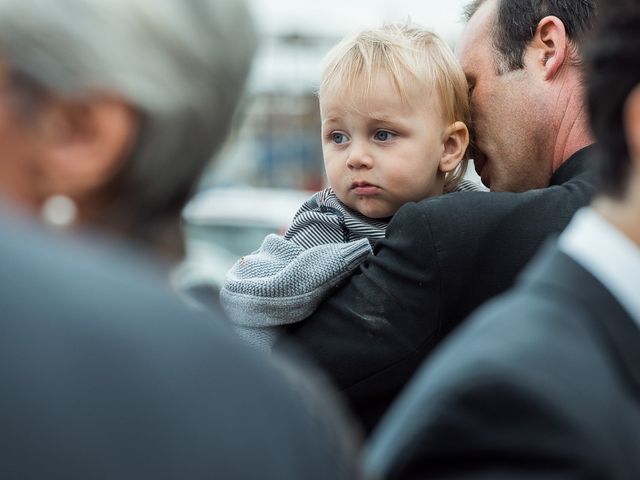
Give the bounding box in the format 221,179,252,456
439,121,469,172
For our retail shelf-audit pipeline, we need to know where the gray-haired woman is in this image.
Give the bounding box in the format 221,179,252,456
0,0,254,259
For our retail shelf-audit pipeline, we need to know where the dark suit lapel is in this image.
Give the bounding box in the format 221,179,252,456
520,242,640,397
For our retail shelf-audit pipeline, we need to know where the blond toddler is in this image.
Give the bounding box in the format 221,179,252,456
221,24,478,349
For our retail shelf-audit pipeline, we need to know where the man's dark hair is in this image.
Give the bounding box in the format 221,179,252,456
586,0,640,198
464,0,597,72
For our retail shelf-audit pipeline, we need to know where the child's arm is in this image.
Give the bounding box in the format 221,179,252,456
220,234,371,349
220,188,387,350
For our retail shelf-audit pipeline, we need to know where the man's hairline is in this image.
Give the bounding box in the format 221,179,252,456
463,0,490,22
464,0,584,76
463,0,508,76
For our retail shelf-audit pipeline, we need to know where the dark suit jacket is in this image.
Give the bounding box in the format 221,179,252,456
0,212,357,479
278,145,598,432
364,242,640,479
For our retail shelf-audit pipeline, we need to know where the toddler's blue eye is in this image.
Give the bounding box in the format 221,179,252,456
332,133,348,144
375,130,395,141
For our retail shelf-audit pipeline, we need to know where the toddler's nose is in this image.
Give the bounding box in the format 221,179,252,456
346,142,373,169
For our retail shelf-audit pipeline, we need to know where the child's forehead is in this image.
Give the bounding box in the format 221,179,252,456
319,71,440,117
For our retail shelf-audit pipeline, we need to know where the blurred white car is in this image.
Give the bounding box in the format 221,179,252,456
174,187,313,302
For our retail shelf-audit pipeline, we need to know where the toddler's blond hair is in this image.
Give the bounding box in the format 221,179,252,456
320,24,470,192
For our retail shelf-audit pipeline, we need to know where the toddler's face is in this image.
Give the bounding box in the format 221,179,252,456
320,72,450,218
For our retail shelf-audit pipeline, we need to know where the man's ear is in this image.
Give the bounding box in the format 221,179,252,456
612,84,640,242
34,96,138,200
624,84,640,169
439,121,469,173
529,15,568,81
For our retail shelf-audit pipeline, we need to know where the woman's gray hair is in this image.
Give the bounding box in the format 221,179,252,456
0,0,257,241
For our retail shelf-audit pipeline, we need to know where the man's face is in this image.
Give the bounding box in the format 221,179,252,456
457,0,550,192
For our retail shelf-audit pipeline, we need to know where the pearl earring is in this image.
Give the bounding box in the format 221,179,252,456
41,195,77,227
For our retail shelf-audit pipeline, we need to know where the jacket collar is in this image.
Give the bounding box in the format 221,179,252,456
550,144,598,186
521,241,640,396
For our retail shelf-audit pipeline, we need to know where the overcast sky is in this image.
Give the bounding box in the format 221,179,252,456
245,0,470,93
248,0,469,44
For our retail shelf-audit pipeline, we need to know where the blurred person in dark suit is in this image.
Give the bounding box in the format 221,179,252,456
364,0,640,476
276,0,598,433
0,210,359,479
0,0,361,477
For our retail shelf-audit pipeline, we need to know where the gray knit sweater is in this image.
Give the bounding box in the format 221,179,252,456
220,188,388,349
220,181,486,350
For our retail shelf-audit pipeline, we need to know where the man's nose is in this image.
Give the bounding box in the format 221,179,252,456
346,140,373,169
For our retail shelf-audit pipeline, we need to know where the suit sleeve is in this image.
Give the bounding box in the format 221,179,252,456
276,202,445,428
365,372,605,480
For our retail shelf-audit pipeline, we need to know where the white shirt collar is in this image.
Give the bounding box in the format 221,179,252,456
559,207,640,328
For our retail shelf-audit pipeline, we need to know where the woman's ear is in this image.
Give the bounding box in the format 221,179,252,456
34,95,138,201
439,121,469,173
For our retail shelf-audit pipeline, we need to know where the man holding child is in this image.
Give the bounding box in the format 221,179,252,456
276,0,598,433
